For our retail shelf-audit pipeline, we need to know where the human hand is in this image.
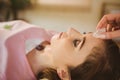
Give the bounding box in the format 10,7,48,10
96,13,120,39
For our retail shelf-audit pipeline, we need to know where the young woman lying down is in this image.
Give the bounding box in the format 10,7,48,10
0,20,120,80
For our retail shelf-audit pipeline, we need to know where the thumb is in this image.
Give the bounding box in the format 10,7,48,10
105,30,120,39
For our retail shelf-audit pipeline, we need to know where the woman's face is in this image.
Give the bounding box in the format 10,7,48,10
45,28,105,68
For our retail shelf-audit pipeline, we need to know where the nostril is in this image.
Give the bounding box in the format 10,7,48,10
35,41,50,51
35,45,44,51
83,32,86,34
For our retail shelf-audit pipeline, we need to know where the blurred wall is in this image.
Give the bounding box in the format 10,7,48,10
19,0,120,33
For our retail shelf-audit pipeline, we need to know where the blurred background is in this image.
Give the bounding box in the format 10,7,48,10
0,0,120,32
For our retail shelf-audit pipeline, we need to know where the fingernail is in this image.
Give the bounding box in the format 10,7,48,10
93,28,106,38
93,32,105,38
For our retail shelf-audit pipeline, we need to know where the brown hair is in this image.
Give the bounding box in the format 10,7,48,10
37,68,61,80
37,40,120,80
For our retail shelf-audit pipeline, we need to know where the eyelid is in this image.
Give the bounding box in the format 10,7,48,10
78,37,85,49
73,39,81,47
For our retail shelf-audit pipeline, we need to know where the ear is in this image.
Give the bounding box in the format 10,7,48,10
57,66,71,80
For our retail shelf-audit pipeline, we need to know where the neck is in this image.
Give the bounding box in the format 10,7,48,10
26,49,54,76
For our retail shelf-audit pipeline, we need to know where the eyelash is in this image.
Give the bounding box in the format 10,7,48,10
73,39,81,47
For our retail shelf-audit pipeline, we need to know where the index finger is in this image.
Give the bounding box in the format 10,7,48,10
96,15,108,30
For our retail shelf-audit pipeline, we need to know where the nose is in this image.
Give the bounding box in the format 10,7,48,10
67,28,82,36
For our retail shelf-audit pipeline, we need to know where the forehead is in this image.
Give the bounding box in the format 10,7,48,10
80,33,105,55
71,33,106,66
83,33,104,50
85,33,105,45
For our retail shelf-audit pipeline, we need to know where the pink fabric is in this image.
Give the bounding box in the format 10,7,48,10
0,20,56,80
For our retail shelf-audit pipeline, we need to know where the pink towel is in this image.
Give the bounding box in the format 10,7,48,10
0,20,57,80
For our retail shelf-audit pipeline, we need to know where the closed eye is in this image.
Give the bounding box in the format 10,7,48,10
73,37,85,49
73,39,81,47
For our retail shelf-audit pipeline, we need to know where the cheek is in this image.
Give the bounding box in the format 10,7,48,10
52,46,74,65
54,43,73,54
57,39,73,49
53,52,74,66
51,39,76,64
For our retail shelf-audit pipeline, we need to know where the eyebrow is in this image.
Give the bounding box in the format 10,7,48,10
79,37,86,49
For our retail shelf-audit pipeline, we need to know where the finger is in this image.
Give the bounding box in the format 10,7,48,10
111,25,120,31
114,26,120,31
103,30,120,39
106,24,113,32
112,27,115,31
116,16,120,27
96,15,108,30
